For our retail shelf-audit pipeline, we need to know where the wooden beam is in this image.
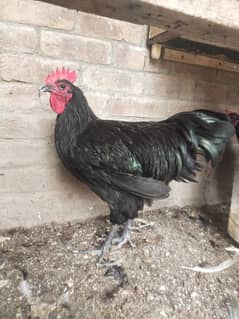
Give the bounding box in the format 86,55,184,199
158,38,239,62
38,0,239,51
160,47,239,73
148,28,239,73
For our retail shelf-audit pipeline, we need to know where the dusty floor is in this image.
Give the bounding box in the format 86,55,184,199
0,205,238,319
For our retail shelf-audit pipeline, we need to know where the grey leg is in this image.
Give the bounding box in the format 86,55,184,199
97,224,119,263
113,219,134,248
81,221,135,264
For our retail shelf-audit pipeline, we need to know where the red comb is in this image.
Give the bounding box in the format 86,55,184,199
45,67,77,85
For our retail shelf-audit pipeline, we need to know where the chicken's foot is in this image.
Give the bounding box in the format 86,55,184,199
81,224,119,263
81,219,140,264
112,219,134,248
130,218,154,232
97,224,119,263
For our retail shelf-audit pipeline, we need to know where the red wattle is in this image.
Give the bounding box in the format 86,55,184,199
50,93,72,114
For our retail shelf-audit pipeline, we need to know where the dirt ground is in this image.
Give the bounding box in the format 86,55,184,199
0,205,238,319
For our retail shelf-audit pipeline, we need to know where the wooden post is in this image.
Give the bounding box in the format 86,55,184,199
228,144,239,243
151,44,162,59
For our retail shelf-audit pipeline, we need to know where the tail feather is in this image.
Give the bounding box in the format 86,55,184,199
227,112,239,141
171,110,235,172
194,111,235,166
109,173,170,199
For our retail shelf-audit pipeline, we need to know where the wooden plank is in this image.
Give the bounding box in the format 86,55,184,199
158,38,239,62
161,47,239,73
148,28,239,72
38,0,239,51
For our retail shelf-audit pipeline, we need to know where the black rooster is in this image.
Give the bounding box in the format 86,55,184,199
40,68,238,261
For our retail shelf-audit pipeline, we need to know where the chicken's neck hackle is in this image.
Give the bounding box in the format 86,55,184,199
55,86,97,155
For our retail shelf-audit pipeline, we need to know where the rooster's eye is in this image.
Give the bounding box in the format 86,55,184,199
60,84,66,90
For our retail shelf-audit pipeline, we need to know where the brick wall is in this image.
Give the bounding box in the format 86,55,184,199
0,0,239,229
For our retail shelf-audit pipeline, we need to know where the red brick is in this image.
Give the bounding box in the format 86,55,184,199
0,83,48,111
0,166,77,193
41,30,112,65
171,62,218,83
226,86,239,106
0,113,55,139
84,91,110,115
166,100,215,114
216,70,239,85
193,81,228,104
0,23,37,53
144,73,195,99
0,164,112,195
0,190,107,229
107,96,168,119
113,43,146,71
82,66,144,95
144,57,173,74
0,139,58,168
0,0,76,30
75,11,145,45
106,96,218,120
0,54,78,84
144,57,220,85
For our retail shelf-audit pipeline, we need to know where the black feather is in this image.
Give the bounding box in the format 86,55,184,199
54,84,236,224
109,173,170,199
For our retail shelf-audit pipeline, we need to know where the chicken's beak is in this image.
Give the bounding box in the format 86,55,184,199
39,84,52,95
